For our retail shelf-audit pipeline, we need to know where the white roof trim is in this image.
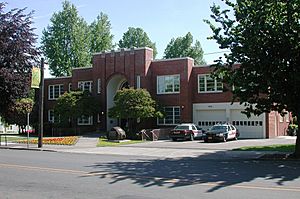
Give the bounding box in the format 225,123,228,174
72,66,93,70
93,47,153,55
152,57,194,62
45,76,72,80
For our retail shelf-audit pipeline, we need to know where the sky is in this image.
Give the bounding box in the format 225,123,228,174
6,0,229,77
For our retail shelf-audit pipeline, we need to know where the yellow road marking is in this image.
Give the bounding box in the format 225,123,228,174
1,163,300,192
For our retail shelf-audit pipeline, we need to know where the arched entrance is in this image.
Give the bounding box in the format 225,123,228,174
106,74,129,131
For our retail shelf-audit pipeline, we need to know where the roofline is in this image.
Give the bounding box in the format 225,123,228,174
72,66,93,70
93,47,153,55
152,57,194,62
45,76,72,80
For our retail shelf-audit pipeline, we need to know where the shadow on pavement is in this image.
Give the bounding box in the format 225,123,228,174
84,151,300,192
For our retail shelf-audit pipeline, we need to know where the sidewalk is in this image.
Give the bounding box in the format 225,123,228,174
0,136,296,160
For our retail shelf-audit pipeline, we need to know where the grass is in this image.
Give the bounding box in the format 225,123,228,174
0,135,29,142
233,144,295,152
97,138,144,147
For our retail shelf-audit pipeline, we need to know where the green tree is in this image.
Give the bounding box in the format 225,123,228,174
0,3,39,117
90,12,114,53
108,88,162,138
164,32,206,65
2,98,34,133
118,27,157,58
54,91,98,134
205,0,300,157
42,0,91,77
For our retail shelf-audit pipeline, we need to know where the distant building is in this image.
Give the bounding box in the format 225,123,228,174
44,48,290,138
0,117,19,134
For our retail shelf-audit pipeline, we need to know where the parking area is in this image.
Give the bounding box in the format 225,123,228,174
124,136,296,151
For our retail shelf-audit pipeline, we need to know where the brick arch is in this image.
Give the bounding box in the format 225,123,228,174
106,74,128,131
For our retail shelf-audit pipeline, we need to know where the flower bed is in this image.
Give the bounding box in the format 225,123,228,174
15,136,79,146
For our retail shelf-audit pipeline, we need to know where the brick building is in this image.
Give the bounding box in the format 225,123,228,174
44,47,290,138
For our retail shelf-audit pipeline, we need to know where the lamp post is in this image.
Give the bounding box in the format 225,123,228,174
38,58,44,148
26,112,30,148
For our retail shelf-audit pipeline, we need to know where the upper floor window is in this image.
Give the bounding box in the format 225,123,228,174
68,83,72,92
157,106,180,125
78,81,92,92
198,74,223,93
157,74,180,94
48,84,64,100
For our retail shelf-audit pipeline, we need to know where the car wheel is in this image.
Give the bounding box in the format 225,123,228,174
190,134,194,141
234,135,238,140
172,138,177,141
204,139,208,143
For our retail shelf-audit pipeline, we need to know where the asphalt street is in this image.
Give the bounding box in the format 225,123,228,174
0,150,299,199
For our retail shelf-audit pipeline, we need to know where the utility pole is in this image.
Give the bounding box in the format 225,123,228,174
38,58,44,148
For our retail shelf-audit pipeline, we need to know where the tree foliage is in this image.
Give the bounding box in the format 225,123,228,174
2,98,34,132
108,88,162,136
205,0,300,157
54,91,98,130
0,3,39,117
89,12,114,53
118,27,157,58
164,32,206,65
42,0,91,77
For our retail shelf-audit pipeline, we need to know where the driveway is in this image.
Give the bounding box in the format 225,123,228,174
122,136,296,150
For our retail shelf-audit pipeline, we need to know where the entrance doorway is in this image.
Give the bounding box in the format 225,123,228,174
106,75,129,131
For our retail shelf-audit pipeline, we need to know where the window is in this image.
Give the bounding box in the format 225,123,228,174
157,75,180,94
77,115,93,125
279,114,284,122
285,114,289,123
97,79,101,94
136,75,141,89
48,110,55,123
158,107,180,125
48,84,64,100
78,81,92,92
198,74,223,93
68,83,72,92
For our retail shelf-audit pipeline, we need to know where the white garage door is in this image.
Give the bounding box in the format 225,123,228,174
194,110,226,131
230,110,264,138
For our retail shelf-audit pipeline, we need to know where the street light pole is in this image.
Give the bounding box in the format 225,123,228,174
38,58,44,148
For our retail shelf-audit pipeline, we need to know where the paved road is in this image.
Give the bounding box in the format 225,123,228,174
0,150,299,199
1,136,296,159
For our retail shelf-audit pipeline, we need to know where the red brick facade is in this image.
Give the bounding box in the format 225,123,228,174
44,47,290,138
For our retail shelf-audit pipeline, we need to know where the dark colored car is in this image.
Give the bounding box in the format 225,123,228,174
204,124,239,142
170,123,205,141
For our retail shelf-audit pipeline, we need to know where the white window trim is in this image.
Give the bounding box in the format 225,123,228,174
48,109,54,123
48,84,64,100
97,79,101,94
157,106,180,125
136,75,141,89
157,74,180,94
68,83,72,92
77,116,93,126
78,81,93,92
198,74,223,93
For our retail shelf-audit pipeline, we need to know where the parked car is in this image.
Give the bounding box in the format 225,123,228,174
170,123,205,141
204,124,239,142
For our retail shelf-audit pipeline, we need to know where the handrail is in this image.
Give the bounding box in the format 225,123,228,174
140,129,158,141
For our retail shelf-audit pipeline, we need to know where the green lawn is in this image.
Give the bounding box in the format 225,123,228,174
233,144,295,152
0,135,30,142
97,138,144,147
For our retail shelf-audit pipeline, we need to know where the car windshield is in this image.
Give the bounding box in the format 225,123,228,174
174,125,190,130
210,126,227,131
